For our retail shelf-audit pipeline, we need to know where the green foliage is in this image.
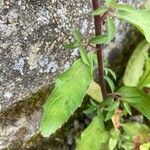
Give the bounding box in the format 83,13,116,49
119,123,150,150
91,7,108,16
115,5,150,43
138,54,150,88
104,76,115,92
106,17,116,43
105,110,114,121
40,59,92,137
40,1,150,149
140,143,150,150
123,102,132,115
105,68,117,81
113,4,136,11
86,81,103,103
64,42,77,49
106,101,120,111
109,130,120,150
89,17,116,44
105,0,117,7
83,101,97,115
122,122,150,142
72,30,92,67
89,35,108,44
118,86,150,119
72,29,82,44
78,47,92,66
123,40,150,86
76,116,110,150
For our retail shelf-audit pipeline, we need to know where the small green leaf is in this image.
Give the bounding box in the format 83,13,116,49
89,35,108,44
106,101,120,111
76,116,110,150
83,107,96,115
40,59,92,137
104,76,115,92
123,40,150,86
78,47,91,66
89,17,115,44
90,99,98,106
72,29,82,43
105,68,117,80
64,42,77,49
105,0,117,7
123,102,132,115
91,7,108,16
86,81,103,103
118,86,150,119
103,97,114,106
115,7,150,43
138,57,150,88
106,17,116,43
109,129,120,150
104,68,109,76
105,110,114,121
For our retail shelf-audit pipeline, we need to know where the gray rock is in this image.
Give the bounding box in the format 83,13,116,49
0,0,146,149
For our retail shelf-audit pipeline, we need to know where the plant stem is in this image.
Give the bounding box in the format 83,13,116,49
92,0,107,98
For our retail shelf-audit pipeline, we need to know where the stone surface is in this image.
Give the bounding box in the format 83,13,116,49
0,0,146,149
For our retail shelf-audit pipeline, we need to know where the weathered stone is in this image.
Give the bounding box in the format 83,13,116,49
0,0,146,149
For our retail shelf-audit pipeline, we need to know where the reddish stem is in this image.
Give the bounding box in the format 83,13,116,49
92,0,107,98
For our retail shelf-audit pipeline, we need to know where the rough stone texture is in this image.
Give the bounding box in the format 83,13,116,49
0,0,146,149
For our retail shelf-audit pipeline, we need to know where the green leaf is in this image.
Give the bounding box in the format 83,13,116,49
109,129,120,150
103,97,114,106
105,68,117,80
140,143,150,150
76,116,110,150
115,7,150,43
89,35,108,44
118,86,144,103
86,81,103,103
105,110,114,121
72,29,82,44
121,142,134,150
64,42,77,49
122,123,150,141
113,4,136,11
138,57,150,88
91,7,108,16
90,99,98,106
118,86,150,119
83,107,96,115
104,76,115,92
104,68,109,76
78,47,91,66
105,0,117,7
123,102,132,115
106,101,120,111
106,17,116,43
123,40,150,86
71,30,93,67
89,17,115,44
40,59,92,137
